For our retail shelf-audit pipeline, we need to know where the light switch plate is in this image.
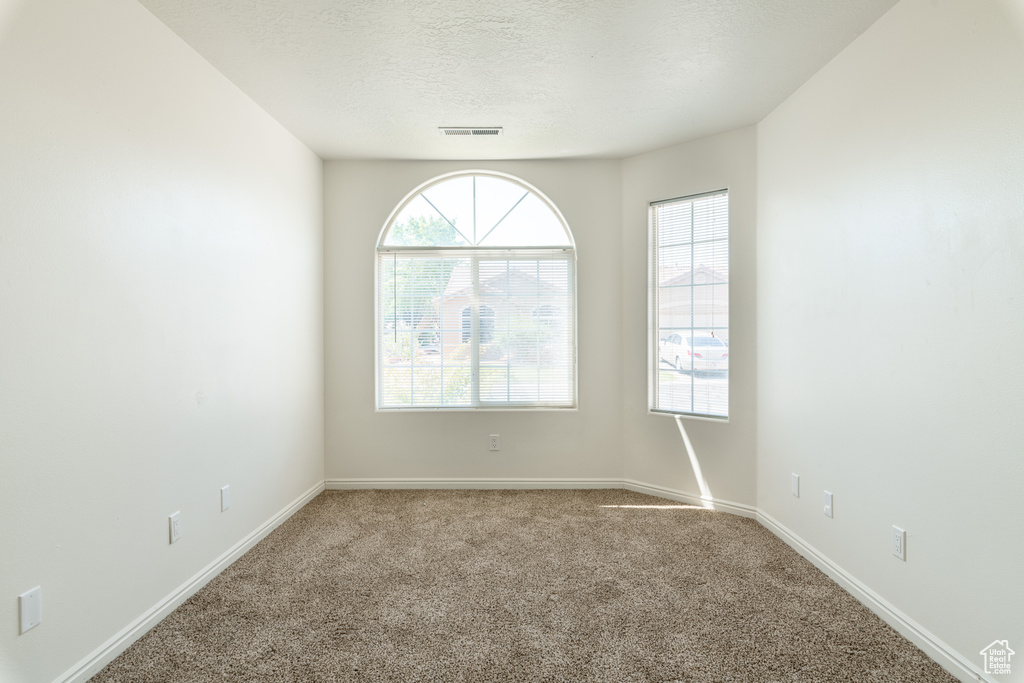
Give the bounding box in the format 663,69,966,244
823,491,833,518
221,485,231,512
19,586,41,634
791,474,800,497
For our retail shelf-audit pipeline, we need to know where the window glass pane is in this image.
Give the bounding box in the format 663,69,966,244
658,283,690,329
657,202,692,248
692,238,729,281
442,366,472,405
383,196,468,247
538,366,573,404
479,365,509,402
411,367,443,405
380,367,411,407
474,175,530,241
479,305,495,343
708,283,729,331
659,283,730,331
658,244,692,286
479,193,570,247
421,176,474,242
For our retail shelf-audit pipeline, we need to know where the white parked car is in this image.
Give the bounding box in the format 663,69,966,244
660,334,729,372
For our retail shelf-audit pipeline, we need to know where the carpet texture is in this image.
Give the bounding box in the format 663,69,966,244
91,490,955,682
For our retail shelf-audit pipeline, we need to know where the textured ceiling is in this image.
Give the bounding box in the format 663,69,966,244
137,0,899,160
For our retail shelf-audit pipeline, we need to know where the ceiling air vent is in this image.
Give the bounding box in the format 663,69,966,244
439,126,503,137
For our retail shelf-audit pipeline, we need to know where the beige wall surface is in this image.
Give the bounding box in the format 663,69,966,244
757,0,1024,677
324,160,623,483
0,0,324,680
621,127,759,507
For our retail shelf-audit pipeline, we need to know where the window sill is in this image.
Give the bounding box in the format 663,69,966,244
648,409,729,424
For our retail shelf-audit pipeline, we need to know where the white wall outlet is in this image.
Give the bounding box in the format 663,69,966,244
892,525,906,560
823,491,833,518
791,474,800,497
489,434,499,451
220,485,231,512
19,586,41,634
169,511,182,543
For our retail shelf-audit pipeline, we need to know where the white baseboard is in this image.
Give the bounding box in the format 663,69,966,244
623,479,758,518
53,477,982,683
756,510,988,683
324,478,758,520
324,477,623,490
55,480,326,683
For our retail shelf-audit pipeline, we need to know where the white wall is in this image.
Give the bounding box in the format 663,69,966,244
0,1,324,681
3,0,1018,680
324,160,622,483
621,128,758,508
757,0,1024,678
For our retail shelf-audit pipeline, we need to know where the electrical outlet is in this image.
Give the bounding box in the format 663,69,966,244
19,586,41,634
791,474,800,497
892,526,906,560
489,434,500,451
823,491,833,518
169,511,182,543
221,485,231,512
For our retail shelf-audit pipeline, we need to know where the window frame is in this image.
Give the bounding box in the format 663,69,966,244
374,170,578,412
648,188,730,423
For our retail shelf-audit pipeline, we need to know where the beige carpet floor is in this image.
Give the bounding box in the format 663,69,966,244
91,489,955,682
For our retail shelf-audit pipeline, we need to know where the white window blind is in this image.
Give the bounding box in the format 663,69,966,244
377,173,576,409
650,190,729,419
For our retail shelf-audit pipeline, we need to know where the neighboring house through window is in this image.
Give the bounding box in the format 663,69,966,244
377,172,576,409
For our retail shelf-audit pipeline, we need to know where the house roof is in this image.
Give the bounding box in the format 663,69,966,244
442,263,568,300
662,264,728,287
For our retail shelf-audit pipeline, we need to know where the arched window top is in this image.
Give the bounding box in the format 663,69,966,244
379,171,574,249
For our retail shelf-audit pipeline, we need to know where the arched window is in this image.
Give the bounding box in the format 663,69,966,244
377,171,576,409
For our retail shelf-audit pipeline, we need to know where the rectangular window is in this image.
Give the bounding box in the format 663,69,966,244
649,190,729,420
377,248,575,409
